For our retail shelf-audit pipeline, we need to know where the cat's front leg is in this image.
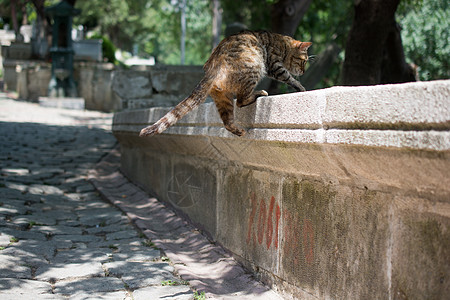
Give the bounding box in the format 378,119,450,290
269,62,306,92
287,77,306,92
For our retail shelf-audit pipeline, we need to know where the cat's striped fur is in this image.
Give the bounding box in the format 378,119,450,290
140,31,312,137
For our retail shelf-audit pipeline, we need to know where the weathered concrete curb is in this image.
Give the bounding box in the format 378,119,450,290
112,80,450,299
89,149,282,299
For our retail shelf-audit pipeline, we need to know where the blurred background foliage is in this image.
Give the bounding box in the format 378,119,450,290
397,0,449,81
0,0,448,87
73,0,213,65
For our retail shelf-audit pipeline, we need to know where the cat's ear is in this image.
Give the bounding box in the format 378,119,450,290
300,42,312,51
291,40,302,48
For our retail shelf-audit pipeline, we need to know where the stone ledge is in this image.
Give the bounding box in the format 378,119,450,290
113,80,450,151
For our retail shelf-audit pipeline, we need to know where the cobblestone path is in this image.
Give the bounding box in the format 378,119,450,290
0,96,193,299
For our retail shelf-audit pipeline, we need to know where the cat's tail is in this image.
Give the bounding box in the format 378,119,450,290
139,74,214,137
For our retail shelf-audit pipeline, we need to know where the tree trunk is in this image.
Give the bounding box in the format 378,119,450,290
212,0,222,49
21,0,28,26
341,0,415,85
380,23,418,83
30,0,50,59
271,0,312,36
11,0,21,41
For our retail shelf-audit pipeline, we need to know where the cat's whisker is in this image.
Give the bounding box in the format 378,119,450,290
308,55,317,62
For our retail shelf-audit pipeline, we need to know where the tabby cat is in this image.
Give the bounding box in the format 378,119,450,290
140,31,312,137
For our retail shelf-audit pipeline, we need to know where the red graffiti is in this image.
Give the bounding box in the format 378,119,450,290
266,196,275,249
247,194,280,249
257,199,266,244
246,194,315,265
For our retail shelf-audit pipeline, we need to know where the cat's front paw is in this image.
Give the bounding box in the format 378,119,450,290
256,90,269,97
296,85,306,92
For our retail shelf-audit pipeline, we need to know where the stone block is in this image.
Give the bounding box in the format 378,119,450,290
112,249,160,262
54,277,124,295
150,65,203,96
51,248,112,264
112,70,152,100
76,64,94,103
27,65,51,100
73,39,102,62
35,262,104,281
0,255,32,278
127,95,183,109
105,230,138,241
75,63,121,112
31,225,83,235
8,42,32,60
322,81,450,128
103,261,175,289
391,210,450,299
0,278,53,295
2,59,18,91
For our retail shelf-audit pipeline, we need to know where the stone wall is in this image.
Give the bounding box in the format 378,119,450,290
3,60,120,111
3,60,204,112
112,80,450,299
112,65,205,110
75,62,121,112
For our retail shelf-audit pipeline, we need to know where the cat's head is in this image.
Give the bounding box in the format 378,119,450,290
287,41,312,76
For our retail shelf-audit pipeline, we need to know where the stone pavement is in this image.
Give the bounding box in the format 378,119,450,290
90,151,281,300
0,95,193,299
0,94,282,299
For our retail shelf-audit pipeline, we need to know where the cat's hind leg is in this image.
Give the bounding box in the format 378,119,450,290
210,86,245,136
236,90,268,108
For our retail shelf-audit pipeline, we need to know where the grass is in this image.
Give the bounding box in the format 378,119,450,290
142,239,156,248
108,244,118,250
27,221,37,229
193,291,206,300
161,280,189,286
